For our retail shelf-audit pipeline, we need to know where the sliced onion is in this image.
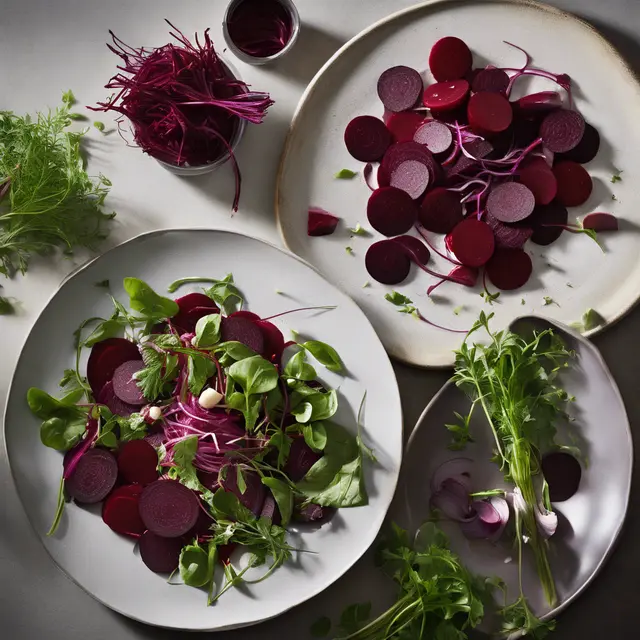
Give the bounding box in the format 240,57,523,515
460,499,501,539
487,495,510,542
430,477,473,522
430,457,474,494
535,504,558,539
509,487,527,516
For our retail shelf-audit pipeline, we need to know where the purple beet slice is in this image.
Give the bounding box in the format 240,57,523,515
486,214,533,249
518,165,558,206
294,502,328,523
139,531,185,573
471,68,510,94
308,207,340,237
423,79,470,111
392,235,431,265
87,338,142,398
172,293,219,334
552,161,593,207
221,315,265,354
541,452,582,502
468,92,513,135
117,439,159,486
102,485,146,537
367,187,418,236
97,380,139,417
445,139,493,179
515,91,563,113
429,37,473,82
365,240,411,284
344,115,392,162
414,120,453,154
559,123,600,164
448,218,495,267
139,480,200,538
485,248,533,290
487,182,536,223
386,111,425,143
285,437,322,482
220,465,267,516
379,141,442,189
582,212,618,231
540,110,585,153
257,320,286,363
419,187,464,234
377,66,423,113
66,448,118,504
528,202,569,246
112,360,146,406
390,160,430,200
260,493,282,526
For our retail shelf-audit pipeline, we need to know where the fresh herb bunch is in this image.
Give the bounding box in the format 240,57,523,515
0,91,114,278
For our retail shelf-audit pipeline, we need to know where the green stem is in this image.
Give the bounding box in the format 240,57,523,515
47,476,66,536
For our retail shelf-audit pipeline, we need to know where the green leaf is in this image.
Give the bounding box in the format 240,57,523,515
304,389,338,422
123,277,179,321
117,412,147,442
210,489,254,523
310,616,332,637
303,422,328,452
345,246,354,255
96,412,119,449
267,430,292,468
93,121,105,132
385,291,413,306
261,477,293,526
229,356,279,396
136,334,180,400
339,602,371,634
302,341,344,372
236,466,247,494
62,89,76,106
292,401,313,423
214,341,258,362
0,296,15,315
283,350,317,381
204,274,244,315
83,318,124,346
179,544,212,587
611,169,623,183
335,169,358,179
348,223,367,236
188,354,215,396
171,435,202,491
193,314,222,349
583,308,605,331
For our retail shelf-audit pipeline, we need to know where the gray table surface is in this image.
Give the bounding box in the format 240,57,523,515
1,0,639,638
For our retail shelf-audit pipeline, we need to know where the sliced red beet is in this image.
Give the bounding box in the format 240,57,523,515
487,182,535,223
518,165,557,206
486,248,533,290
468,92,513,135
97,380,139,417
486,214,533,249
118,439,159,486
112,360,146,406
390,160,430,200
139,531,185,573
429,36,473,82
541,452,582,502
365,240,411,284
559,123,600,164
528,202,569,246
218,543,237,566
552,161,593,207
308,207,340,237
171,293,219,334
423,79,470,111
66,448,118,504
87,338,141,398
386,111,425,143
367,187,418,236
220,465,266,517
230,310,262,322
221,315,265,354
540,110,585,153
419,187,464,234
582,212,618,231
188,505,215,538
379,141,442,189
377,66,423,113
344,115,392,162
515,91,563,113
102,485,146,537
260,493,282,526
293,502,328,523
445,139,493,179
139,480,200,538
285,437,322,482
471,68,509,95
414,120,453,155
448,218,495,267
520,154,552,172
513,117,542,148
392,235,431,265
256,320,285,363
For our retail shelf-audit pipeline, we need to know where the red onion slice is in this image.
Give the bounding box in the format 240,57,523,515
430,477,473,521
430,457,474,494
535,504,558,539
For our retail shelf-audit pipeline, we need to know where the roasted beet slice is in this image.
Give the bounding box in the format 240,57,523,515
118,439,159,486
377,66,423,112
423,79,470,111
552,161,593,207
308,207,340,237
448,218,495,267
518,164,558,206
367,187,418,236
139,480,200,538
386,111,425,143
285,437,322,482
486,248,533,290
260,493,282,526
419,187,464,234
66,448,118,504
541,452,582,502
97,380,139,417
429,36,473,81
172,293,219,334
87,338,141,398
188,506,215,538
139,531,185,573
486,215,533,249
445,139,493,179
390,160,431,200
102,485,146,537
582,212,618,231
471,67,510,94
540,110,585,153
220,465,266,516
468,92,513,135
392,235,431,266
515,91,563,113
256,320,285,363
414,120,453,154
487,182,536,223
365,240,411,285
231,310,262,322
221,315,265,354
379,141,441,189
112,360,146,406
528,202,569,246
344,115,392,162
559,123,600,164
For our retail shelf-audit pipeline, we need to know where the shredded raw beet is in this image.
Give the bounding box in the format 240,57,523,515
91,21,274,211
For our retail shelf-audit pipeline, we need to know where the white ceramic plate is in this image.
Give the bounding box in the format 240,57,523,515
2,229,403,631
276,0,640,367
394,316,631,626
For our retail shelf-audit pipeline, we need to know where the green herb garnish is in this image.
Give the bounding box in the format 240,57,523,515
345,246,354,255
611,169,623,183
0,295,15,315
335,169,358,180
93,121,106,132
348,223,367,236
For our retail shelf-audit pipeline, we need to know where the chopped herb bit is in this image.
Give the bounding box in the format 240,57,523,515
611,170,623,183
612,194,618,201
361,281,370,289
566,283,573,288
0,296,15,315
93,121,106,132
521,298,526,305
348,223,367,236
583,308,605,331
345,246,354,255
61,89,76,106
275,289,283,295
95,280,110,288
481,290,500,305
335,169,358,180
453,306,463,316
385,291,413,306
543,296,555,306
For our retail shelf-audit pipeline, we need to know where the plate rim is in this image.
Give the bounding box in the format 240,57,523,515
2,227,404,632
274,0,640,369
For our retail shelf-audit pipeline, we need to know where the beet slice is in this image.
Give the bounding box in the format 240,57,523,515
552,161,593,207
377,66,423,113
468,92,513,135
260,493,282,526
445,139,493,179
513,117,542,148
365,240,411,285
429,36,473,82
559,123,600,164
221,315,265,354
528,202,569,246
221,466,266,517
541,452,582,502
308,207,339,237
87,338,141,398
97,380,139,417
582,212,618,231
112,360,146,406
139,531,185,573
66,448,118,504
471,68,510,95
188,506,215,538
344,115,392,162
231,310,262,322
448,218,495,267
414,120,452,155
102,485,146,537
515,91,563,114
518,165,557,206
540,110,585,153
379,141,442,189
390,160,430,200
256,320,285,363
367,187,418,236
486,248,533,290
392,235,431,265
419,187,464,234
423,79,470,111
171,293,219,334
118,439,159,486
293,502,327,523
486,214,532,249
487,182,535,223
139,480,200,538
285,437,322,482
386,111,425,143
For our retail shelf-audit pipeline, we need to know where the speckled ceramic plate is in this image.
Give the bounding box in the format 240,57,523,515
276,0,640,367
3,229,402,632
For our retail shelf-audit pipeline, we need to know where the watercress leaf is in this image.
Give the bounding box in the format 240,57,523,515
117,412,147,442
40,414,87,451
27,387,82,418
293,389,338,422
193,313,222,349
302,341,344,373
339,602,371,635
302,422,328,452
267,430,292,468
174,435,198,468
96,414,119,449
244,396,263,432
303,456,367,508
228,355,279,396
261,477,293,526
136,335,180,400
335,168,358,179
123,277,179,320
310,616,332,638
283,350,317,381
236,466,247,495
188,354,215,396
215,341,258,362
292,401,313,423
179,544,212,588
211,489,254,523
385,291,413,306
83,318,125,347
204,274,244,315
